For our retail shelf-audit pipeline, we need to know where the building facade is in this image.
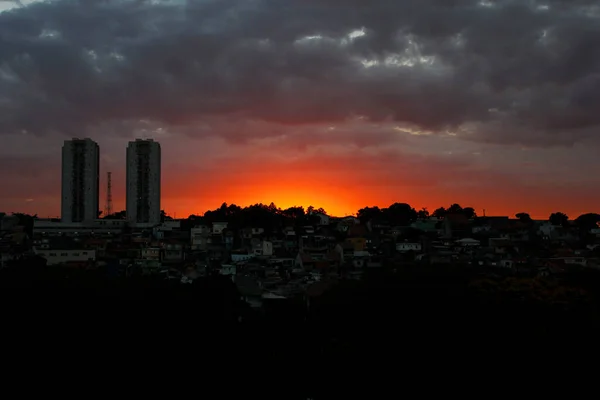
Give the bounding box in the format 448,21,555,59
61,138,100,223
126,139,161,226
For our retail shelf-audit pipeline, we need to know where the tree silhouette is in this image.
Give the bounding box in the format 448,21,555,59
281,206,305,221
382,203,417,226
432,207,446,218
357,206,382,224
417,208,429,219
11,213,37,236
447,204,463,214
516,212,533,223
574,213,600,232
160,210,173,222
549,212,569,227
463,207,477,219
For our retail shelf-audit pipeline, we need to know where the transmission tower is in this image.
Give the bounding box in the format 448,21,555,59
104,171,113,217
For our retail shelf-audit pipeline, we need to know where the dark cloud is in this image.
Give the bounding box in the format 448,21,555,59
0,0,599,146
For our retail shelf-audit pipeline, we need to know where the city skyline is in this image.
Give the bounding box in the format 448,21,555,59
1,1,600,219
3,134,599,220
58,137,162,224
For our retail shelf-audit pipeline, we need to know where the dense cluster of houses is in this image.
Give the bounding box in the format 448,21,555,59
2,211,600,309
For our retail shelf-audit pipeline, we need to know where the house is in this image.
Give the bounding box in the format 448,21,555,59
212,222,228,235
253,240,274,256
554,257,587,267
0,214,20,231
231,252,254,263
335,217,359,233
537,222,557,239
34,248,96,266
162,243,184,262
396,242,422,253
347,224,368,238
411,218,440,233
455,238,481,247
220,264,237,280
33,218,127,237
141,247,161,260
488,237,514,254
312,212,330,226
353,251,370,268
443,214,471,238
153,220,181,238
295,252,317,270
223,229,235,250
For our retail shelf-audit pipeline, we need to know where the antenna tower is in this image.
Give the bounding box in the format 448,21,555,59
104,171,113,217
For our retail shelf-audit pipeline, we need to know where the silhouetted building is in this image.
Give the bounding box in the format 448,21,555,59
126,139,161,226
61,138,100,223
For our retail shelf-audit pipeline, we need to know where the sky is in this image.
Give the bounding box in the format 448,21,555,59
1,0,600,219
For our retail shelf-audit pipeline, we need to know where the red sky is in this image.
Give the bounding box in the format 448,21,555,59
2,123,599,220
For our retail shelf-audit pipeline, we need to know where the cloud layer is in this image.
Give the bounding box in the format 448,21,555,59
1,0,600,218
0,0,599,146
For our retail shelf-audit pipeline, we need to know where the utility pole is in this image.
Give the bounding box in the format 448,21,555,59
104,171,113,218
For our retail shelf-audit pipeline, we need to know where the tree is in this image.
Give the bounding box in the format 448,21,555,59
516,212,533,223
11,213,37,237
281,206,305,221
357,206,382,224
463,207,477,219
382,203,417,226
417,208,429,219
574,213,600,232
549,212,569,227
447,204,464,214
432,207,446,218
160,210,173,222
267,202,278,213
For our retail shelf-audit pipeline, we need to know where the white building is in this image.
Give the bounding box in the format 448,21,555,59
34,248,96,266
312,212,330,226
253,240,274,256
212,222,228,234
61,138,100,223
34,218,126,236
126,139,161,227
396,242,422,252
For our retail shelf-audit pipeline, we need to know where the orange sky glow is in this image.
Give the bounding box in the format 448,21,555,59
2,131,600,221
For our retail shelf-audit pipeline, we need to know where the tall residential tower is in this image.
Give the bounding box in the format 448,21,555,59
126,139,161,226
61,138,100,223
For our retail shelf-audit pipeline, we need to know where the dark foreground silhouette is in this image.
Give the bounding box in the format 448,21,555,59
2,261,599,397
